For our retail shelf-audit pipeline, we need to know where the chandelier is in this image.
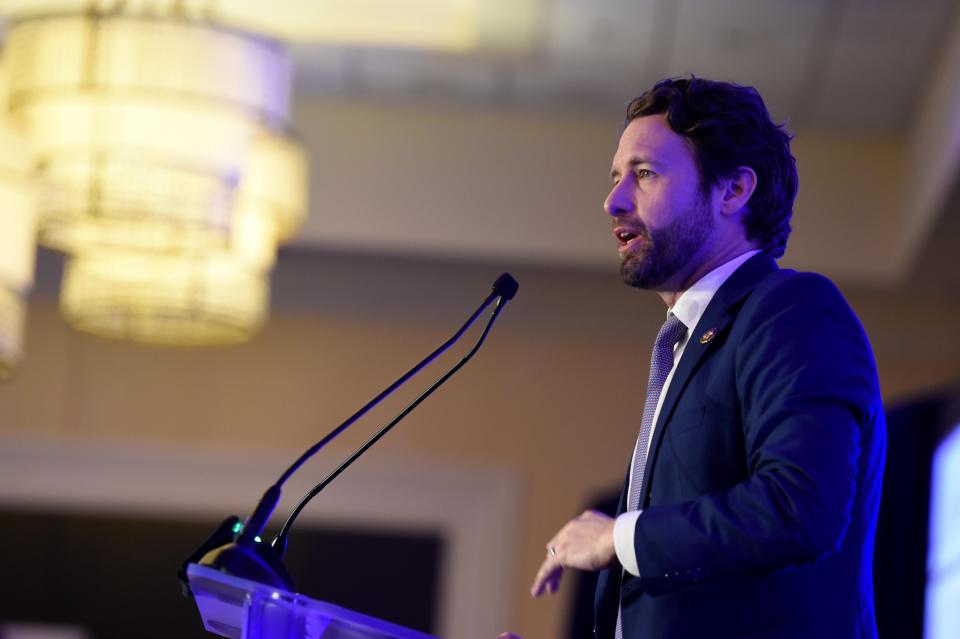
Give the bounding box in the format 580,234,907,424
0,3,308,346
0,101,36,378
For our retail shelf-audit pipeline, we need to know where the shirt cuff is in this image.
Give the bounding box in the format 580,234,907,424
614,510,642,577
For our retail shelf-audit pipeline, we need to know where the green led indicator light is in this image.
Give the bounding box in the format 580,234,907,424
232,521,244,535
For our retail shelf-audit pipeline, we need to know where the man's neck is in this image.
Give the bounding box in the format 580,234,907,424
656,243,760,309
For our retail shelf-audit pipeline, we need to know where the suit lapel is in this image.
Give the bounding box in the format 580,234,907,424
637,253,778,505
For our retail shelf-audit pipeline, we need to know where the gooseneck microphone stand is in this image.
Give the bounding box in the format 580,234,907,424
179,274,519,594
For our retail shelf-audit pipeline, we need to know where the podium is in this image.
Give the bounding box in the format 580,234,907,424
186,563,440,639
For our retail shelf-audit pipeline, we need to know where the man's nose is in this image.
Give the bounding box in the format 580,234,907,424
604,181,633,218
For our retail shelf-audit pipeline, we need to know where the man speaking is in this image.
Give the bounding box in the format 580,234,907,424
518,77,887,638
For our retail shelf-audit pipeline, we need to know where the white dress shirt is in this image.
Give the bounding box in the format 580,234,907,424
613,249,761,576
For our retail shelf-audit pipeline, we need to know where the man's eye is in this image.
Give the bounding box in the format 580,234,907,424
636,168,654,179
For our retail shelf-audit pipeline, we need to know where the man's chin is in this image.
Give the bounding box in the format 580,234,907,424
620,257,654,289
620,254,672,290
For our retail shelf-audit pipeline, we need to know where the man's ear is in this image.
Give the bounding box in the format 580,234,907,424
719,166,757,217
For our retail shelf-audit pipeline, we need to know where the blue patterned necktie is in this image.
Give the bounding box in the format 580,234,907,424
615,312,686,639
627,312,687,510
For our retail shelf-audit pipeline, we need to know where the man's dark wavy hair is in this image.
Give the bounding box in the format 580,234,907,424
624,76,798,258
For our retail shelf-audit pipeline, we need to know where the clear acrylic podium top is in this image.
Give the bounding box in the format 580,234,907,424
186,563,439,639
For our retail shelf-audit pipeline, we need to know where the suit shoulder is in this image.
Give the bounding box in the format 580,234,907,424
753,268,851,311
738,268,871,345
738,268,877,366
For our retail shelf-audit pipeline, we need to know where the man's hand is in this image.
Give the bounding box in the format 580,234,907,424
530,509,618,597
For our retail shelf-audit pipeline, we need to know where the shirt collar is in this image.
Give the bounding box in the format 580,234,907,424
670,250,762,330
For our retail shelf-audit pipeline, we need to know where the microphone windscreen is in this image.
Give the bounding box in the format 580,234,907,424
492,273,519,300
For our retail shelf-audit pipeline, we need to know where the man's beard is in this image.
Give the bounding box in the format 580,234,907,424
619,194,714,290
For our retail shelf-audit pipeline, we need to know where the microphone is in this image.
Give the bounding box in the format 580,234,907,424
491,273,519,300
179,273,519,594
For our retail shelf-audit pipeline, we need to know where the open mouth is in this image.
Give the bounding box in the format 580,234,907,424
613,227,649,256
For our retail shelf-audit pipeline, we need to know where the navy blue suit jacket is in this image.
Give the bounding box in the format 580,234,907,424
594,253,886,638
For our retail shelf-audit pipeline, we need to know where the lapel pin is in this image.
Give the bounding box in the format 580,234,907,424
699,328,717,345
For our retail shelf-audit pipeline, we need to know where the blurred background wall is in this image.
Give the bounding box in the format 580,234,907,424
1,1,959,639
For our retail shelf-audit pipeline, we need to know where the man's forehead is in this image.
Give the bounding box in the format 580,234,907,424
613,114,687,166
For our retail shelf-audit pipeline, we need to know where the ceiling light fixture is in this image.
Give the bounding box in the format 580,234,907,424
1,3,307,346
